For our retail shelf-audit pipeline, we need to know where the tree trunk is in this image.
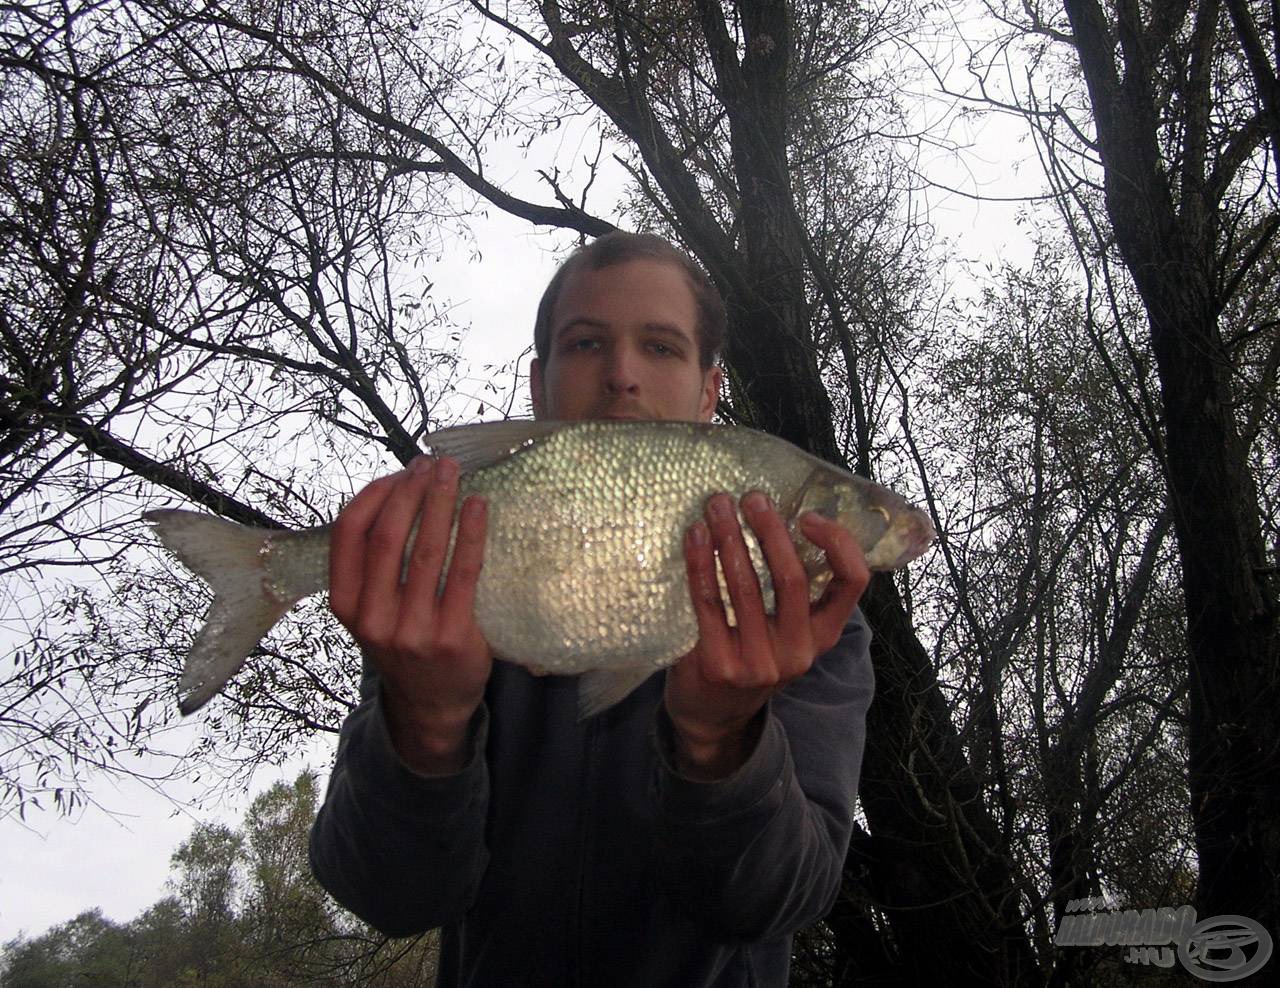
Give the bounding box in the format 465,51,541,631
685,3,1044,979
1146,283,1280,933
1063,0,1280,934
856,576,1044,984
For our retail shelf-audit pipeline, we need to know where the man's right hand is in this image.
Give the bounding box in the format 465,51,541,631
329,455,491,775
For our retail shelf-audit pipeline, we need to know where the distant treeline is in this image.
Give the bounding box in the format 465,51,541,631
0,774,437,987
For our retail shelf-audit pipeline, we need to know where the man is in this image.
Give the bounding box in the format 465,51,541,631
310,232,874,986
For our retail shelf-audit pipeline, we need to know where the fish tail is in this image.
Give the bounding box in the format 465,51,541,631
144,509,297,714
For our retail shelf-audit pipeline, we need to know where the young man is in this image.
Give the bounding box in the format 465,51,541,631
310,233,874,986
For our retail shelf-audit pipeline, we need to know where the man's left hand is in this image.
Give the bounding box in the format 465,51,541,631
664,491,870,781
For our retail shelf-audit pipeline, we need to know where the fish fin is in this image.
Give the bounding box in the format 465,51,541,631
178,591,295,714
577,666,658,720
144,509,295,714
424,420,565,472
144,509,278,592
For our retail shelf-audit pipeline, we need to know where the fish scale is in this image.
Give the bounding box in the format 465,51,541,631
145,419,935,717
465,422,762,673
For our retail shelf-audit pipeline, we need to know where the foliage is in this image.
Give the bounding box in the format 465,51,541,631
0,773,439,987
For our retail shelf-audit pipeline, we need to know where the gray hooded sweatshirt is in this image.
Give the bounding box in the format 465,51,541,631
309,611,873,987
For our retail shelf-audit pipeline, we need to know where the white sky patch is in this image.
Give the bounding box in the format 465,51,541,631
0,729,332,943
2,776,231,941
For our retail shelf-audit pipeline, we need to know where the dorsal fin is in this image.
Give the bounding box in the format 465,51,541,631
423,420,566,473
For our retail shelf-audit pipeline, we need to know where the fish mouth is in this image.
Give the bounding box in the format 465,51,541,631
888,510,936,567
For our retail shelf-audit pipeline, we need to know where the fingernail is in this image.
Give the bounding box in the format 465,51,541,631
435,457,458,482
689,520,709,546
743,491,771,514
410,456,433,476
463,496,487,520
708,494,733,517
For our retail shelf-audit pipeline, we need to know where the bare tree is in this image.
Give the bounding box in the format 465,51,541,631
967,0,1280,938
0,0,477,815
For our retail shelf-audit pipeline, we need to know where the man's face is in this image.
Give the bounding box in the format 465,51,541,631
530,259,722,423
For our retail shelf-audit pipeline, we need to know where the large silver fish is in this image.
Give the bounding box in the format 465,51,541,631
145,420,934,718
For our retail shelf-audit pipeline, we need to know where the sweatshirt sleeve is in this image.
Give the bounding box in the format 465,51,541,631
650,609,874,942
308,661,491,937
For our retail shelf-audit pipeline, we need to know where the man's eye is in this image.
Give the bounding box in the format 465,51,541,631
649,341,678,357
566,338,600,352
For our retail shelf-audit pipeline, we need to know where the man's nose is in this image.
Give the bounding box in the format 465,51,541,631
603,348,641,392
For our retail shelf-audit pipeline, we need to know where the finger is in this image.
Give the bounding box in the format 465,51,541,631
705,492,771,663
396,456,462,623
742,491,812,677
329,470,407,627
435,494,488,643
800,512,871,651
682,518,734,667
356,458,436,639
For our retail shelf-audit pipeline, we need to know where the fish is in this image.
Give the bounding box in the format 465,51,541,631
145,419,934,718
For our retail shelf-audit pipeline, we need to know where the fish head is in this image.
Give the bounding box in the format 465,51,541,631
792,468,935,572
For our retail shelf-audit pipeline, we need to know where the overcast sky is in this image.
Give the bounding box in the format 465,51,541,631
0,90,1040,945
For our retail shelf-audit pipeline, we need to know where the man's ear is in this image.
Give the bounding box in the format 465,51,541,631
698,365,722,422
530,357,547,419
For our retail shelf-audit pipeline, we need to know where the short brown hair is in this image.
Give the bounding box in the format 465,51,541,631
534,232,726,370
